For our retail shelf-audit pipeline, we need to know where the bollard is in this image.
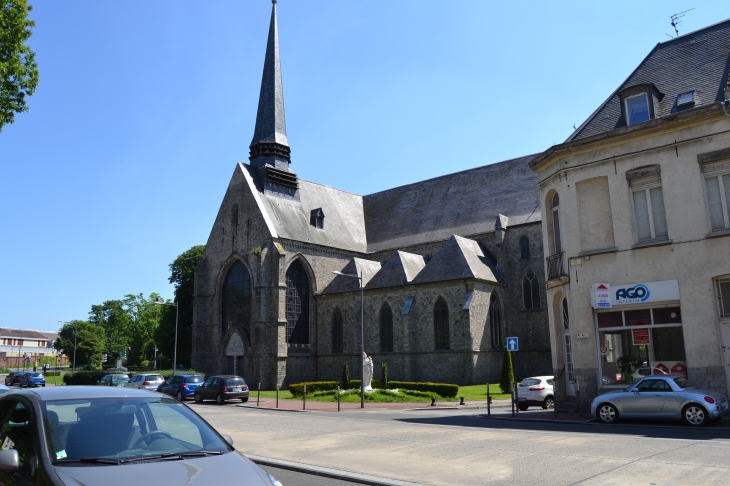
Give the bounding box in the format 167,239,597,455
514,381,519,414
337,386,341,412
276,384,279,409
553,380,558,420
459,396,465,406
303,384,306,411
576,380,582,418
487,383,491,416
431,396,436,407
257,383,260,407
511,383,515,418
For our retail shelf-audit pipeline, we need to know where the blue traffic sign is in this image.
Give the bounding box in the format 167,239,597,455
507,337,519,351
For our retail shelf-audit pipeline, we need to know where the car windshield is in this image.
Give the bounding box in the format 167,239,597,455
520,379,541,386
185,375,203,383
43,396,230,464
673,377,693,389
225,377,245,386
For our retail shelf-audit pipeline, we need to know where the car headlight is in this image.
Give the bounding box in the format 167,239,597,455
266,473,283,486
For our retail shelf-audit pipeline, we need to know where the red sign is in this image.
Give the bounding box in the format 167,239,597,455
654,363,669,374
632,328,651,345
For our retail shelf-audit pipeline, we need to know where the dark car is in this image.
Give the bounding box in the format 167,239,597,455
19,372,45,388
97,373,130,387
158,374,204,401
0,386,283,485
4,372,25,386
194,375,250,405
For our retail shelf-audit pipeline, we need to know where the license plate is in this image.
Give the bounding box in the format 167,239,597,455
233,386,241,391
518,397,526,401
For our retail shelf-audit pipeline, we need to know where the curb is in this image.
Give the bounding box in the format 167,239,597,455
236,404,306,412
476,414,598,425
246,454,427,486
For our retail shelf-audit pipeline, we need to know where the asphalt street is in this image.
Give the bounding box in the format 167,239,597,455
192,401,730,485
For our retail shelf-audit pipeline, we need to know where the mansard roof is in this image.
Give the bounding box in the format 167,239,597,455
411,235,506,285
322,258,382,294
568,18,730,142
365,251,427,290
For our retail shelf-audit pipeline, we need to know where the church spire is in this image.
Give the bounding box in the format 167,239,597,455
249,0,291,172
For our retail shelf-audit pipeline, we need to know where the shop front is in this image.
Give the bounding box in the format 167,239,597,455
591,280,686,389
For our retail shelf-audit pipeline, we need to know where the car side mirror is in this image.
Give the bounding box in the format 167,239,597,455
633,389,639,394
0,449,19,472
220,434,233,447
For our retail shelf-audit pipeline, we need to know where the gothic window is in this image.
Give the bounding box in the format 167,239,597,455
523,270,540,309
286,260,310,344
380,304,393,352
221,260,251,336
520,236,530,259
433,298,450,351
488,293,503,349
231,204,239,226
331,308,343,353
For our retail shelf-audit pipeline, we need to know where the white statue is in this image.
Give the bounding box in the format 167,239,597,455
362,352,374,391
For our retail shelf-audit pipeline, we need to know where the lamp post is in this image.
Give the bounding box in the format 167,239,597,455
153,301,179,375
333,270,365,408
58,321,76,373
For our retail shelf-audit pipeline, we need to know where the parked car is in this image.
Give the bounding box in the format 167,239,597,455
591,375,730,426
158,374,204,401
194,375,250,405
5,371,25,386
97,373,130,387
0,384,11,395
516,376,554,411
125,373,165,391
0,386,284,485
19,372,46,388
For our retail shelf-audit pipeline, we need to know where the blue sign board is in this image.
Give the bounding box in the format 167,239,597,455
507,337,519,351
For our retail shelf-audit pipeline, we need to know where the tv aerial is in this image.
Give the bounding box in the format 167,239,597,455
667,8,694,38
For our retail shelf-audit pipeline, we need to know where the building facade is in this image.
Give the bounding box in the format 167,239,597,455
530,19,730,408
0,328,61,367
191,3,552,388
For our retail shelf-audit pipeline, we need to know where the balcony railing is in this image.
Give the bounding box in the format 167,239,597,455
546,252,567,281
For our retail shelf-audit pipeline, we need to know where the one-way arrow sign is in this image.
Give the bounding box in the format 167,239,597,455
507,337,519,351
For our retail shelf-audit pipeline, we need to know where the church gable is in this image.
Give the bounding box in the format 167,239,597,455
366,251,426,289
412,235,505,285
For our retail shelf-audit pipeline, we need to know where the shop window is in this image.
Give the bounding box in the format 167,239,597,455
652,307,681,324
624,309,651,326
597,311,623,328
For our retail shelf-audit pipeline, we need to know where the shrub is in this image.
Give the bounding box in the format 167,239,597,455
288,381,339,397
311,390,337,398
401,389,436,399
63,372,108,386
349,379,380,389
387,381,458,398
381,362,388,389
342,362,350,389
500,346,515,394
43,371,61,377
374,389,398,397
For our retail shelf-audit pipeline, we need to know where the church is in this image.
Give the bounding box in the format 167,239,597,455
191,2,552,388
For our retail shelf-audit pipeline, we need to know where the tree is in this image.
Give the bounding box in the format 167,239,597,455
89,300,131,364
381,362,388,389
54,321,105,368
155,245,205,368
500,346,515,394
0,1,39,132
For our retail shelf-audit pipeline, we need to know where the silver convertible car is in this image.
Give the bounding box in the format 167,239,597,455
0,386,283,485
591,375,729,426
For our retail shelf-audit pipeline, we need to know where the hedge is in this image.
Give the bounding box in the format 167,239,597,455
43,371,62,377
387,381,458,398
289,381,338,397
349,379,380,389
63,372,108,386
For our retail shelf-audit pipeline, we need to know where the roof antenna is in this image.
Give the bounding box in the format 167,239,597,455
667,8,694,38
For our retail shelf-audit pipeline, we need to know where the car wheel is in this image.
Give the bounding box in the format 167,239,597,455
241,397,249,403
216,393,224,405
42,384,45,387
176,391,183,402
683,404,708,426
597,403,618,423
194,393,203,403
518,404,529,411
542,396,554,410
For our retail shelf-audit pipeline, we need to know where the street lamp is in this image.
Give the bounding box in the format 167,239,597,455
58,321,76,373
332,270,365,408
153,300,179,375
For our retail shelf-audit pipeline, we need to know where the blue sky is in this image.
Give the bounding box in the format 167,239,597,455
2,1,728,331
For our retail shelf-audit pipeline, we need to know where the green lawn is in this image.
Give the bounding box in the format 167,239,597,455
443,384,511,401
255,389,294,400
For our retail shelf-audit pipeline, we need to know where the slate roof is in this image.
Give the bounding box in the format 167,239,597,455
411,235,506,285
366,251,427,290
322,258,382,294
362,154,541,252
0,328,50,340
569,18,730,141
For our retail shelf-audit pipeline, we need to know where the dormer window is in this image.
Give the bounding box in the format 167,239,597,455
310,208,324,229
625,93,651,125
677,91,695,107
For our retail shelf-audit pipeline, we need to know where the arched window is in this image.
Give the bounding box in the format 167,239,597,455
551,193,562,254
231,204,239,226
433,298,450,351
523,270,540,309
562,298,570,330
520,236,530,259
380,304,393,352
286,260,310,344
488,293,503,349
221,260,251,336
331,308,343,353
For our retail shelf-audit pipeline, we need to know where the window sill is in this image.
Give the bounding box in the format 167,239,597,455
632,238,672,250
706,229,730,239
577,247,618,258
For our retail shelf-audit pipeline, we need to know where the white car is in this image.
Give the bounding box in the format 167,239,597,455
517,376,554,411
125,373,165,391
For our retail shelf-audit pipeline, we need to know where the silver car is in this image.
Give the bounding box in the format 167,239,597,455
125,373,165,391
591,374,729,426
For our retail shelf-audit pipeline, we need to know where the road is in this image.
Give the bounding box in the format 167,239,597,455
192,401,730,486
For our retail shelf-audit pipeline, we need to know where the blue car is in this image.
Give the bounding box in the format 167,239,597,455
19,371,46,388
157,374,204,401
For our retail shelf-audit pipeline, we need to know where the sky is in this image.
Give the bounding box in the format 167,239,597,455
2,1,729,332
